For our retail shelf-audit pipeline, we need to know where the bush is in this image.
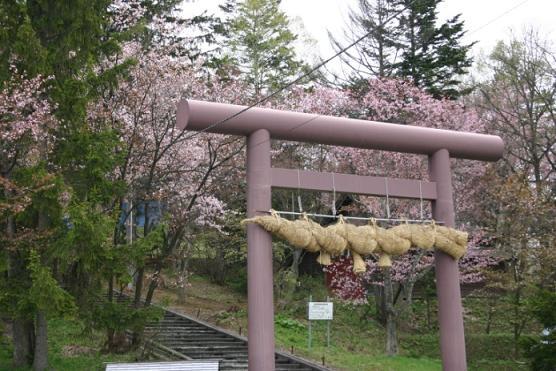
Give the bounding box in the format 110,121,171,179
226,266,248,294
275,314,305,332
522,289,556,370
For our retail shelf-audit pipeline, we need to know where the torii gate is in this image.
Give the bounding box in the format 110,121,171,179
177,100,504,371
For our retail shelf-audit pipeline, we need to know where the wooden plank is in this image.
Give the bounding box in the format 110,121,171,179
270,168,437,200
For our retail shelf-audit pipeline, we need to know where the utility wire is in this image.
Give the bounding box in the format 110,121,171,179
180,0,419,142
467,0,531,36
182,0,534,144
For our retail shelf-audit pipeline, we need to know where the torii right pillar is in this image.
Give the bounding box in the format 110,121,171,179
429,149,467,370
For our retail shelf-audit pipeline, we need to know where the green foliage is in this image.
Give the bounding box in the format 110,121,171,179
27,250,76,316
0,317,140,371
339,0,473,98
226,266,248,294
55,128,125,204
222,0,304,95
129,222,166,267
394,0,474,98
12,165,65,228
529,290,556,329
191,215,247,287
0,1,148,367
93,300,163,334
275,314,305,331
57,202,113,268
521,289,556,371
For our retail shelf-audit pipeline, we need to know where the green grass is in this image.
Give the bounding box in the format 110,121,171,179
273,279,442,371
0,317,140,371
275,317,441,370
270,274,531,370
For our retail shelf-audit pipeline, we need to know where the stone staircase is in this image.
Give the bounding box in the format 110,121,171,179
113,294,329,371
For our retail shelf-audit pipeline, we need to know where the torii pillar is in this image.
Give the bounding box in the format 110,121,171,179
429,149,466,370
246,129,275,370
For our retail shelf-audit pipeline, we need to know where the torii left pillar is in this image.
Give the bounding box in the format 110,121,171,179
246,129,275,370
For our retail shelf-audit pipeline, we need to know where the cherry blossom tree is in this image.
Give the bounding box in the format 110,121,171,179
0,68,55,177
90,27,253,331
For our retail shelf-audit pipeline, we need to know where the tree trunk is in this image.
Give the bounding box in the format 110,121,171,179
425,292,432,330
485,297,495,334
8,214,35,367
134,267,144,307
32,311,48,371
177,285,187,305
291,249,302,277
383,268,398,356
177,258,189,305
32,212,48,370
106,277,115,350
131,267,144,345
144,275,158,306
12,318,34,367
373,284,387,325
398,280,415,320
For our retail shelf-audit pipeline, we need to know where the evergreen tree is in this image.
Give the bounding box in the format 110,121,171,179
523,289,556,370
332,0,473,99
220,0,303,96
395,0,473,98
0,1,125,368
0,0,183,367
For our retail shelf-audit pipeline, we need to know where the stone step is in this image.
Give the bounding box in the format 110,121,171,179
174,345,247,354
107,292,327,370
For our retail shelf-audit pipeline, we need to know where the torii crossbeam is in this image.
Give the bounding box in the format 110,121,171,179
177,99,504,371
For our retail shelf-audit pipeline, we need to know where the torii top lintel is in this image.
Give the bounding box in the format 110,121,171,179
177,100,504,162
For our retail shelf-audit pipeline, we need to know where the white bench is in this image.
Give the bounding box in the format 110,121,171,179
105,360,219,370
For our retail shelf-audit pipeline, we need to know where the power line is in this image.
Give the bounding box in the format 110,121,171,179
468,0,531,36
181,0,534,143
180,0,418,142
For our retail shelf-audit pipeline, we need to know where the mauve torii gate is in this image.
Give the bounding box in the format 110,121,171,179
177,99,504,371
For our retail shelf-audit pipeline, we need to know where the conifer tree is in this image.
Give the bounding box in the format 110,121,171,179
220,0,303,96
0,0,187,367
332,0,473,99
395,0,473,98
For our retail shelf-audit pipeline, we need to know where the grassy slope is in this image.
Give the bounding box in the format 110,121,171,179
152,275,528,371
149,275,442,370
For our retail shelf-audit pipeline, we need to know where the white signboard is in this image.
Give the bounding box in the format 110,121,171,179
308,302,333,320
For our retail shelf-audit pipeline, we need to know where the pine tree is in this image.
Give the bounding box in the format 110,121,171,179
221,0,303,96
0,1,125,368
394,0,473,98
0,0,175,367
332,0,473,99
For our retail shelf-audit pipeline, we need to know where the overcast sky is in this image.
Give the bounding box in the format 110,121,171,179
181,0,555,73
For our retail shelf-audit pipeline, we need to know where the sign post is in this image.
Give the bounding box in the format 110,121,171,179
307,296,333,350
326,297,331,348
308,295,312,351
